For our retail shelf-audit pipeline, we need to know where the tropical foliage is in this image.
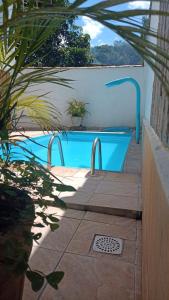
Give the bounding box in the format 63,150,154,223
0,0,71,142
27,21,93,67
0,0,73,293
0,156,76,292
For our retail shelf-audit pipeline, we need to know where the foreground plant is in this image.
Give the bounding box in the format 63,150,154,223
0,1,74,295
0,145,75,293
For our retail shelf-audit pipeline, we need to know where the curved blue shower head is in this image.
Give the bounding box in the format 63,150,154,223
105,76,141,144
105,77,132,88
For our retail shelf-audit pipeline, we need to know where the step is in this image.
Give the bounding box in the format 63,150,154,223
50,167,142,220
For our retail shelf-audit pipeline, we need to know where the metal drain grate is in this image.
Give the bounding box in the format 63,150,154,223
92,235,123,255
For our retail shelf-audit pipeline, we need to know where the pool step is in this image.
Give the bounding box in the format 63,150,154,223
65,202,142,220
51,167,142,220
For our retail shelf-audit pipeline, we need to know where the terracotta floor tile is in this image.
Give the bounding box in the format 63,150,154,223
135,245,142,267
23,279,39,300
137,221,142,242
73,168,91,178
60,191,92,204
103,173,140,183
23,247,62,300
45,207,85,220
51,167,79,177
84,211,136,226
135,225,142,267
125,160,141,175
80,218,137,240
62,177,100,193
66,219,136,264
88,193,138,211
73,168,105,180
88,239,136,264
32,217,81,252
138,187,142,211
135,267,142,300
94,180,139,197
29,246,62,270
40,253,135,300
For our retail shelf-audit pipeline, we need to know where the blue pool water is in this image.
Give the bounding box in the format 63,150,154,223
10,131,132,172
103,127,132,133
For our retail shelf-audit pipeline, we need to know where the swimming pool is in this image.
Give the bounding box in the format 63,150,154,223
12,131,131,172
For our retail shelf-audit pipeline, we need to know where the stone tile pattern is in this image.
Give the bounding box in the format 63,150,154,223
124,140,142,175
23,209,142,300
50,167,141,217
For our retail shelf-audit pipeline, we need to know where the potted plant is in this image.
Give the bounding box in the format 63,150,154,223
66,99,88,127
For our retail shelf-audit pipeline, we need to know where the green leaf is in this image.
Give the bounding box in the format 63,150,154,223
46,271,64,289
5,189,17,196
32,232,42,241
26,271,44,292
50,223,59,232
23,231,33,246
47,214,60,223
15,258,28,276
53,198,67,209
55,184,76,192
33,223,45,228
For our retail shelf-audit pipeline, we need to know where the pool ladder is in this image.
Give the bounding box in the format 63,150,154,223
47,133,64,168
91,137,102,175
47,134,102,174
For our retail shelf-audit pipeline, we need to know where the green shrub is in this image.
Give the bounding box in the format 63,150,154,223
66,99,88,117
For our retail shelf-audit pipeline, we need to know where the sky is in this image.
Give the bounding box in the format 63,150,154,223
76,1,150,46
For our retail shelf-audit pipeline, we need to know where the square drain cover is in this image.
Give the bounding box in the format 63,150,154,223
92,235,123,255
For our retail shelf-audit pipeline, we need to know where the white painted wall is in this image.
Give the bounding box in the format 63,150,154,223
25,65,146,129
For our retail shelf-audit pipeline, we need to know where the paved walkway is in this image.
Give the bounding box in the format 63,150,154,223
23,208,141,300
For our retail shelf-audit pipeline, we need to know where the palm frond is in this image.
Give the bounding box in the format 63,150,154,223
10,94,61,130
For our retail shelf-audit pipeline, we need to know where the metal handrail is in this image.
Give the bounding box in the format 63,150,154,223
47,134,64,168
91,137,102,175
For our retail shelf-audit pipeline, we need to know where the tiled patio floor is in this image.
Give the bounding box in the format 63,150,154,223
23,209,142,300
22,130,142,299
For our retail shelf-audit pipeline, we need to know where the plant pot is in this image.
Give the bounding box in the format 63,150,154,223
0,185,35,300
71,116,82,127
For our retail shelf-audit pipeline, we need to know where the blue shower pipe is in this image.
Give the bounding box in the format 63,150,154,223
105,77,141,144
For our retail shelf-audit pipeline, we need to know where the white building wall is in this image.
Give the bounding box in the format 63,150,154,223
25,65,146,129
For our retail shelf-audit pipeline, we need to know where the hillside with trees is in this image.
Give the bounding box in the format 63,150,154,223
91,41,143,66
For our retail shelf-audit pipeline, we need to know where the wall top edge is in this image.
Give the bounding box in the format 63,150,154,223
26,65,144,71
143,119,169,201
